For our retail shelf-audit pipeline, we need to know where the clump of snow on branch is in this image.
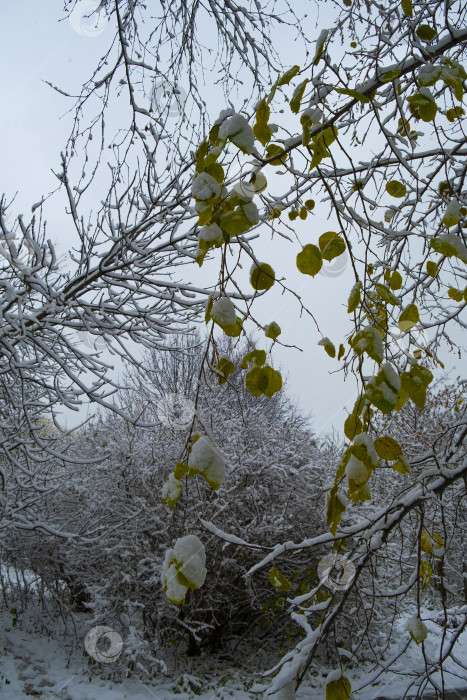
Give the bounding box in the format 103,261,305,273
219,113,255,154
162,473,182,510
406,615,429,645
191,172,221,200
188,435,226,490
161,535,207,605
211,297,237,327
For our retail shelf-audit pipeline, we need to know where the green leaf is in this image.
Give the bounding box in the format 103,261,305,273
448,288,463,302
348,479,371,503
265,322,281,340
326,676,352,700
398,304,419,332
407,91,437,122
416,25,437,42
395,388,409,411
296,244,323,277
319,231,347,261
335,87,370,103
390,270,403,290
174,462,189,479
309,126,338,170
347,280,362,313
421,533,431,555
326,485,346,536
250,262,275,291
426,261,438,277
204,162,224,183
220,209,253,236
446,106,465,122
278,65,300,86
375,283,401,306
222,317,243,338
262,367,282,399
441,200,461,228
255,97,270,126
411,363,433,388
245,365,282,399
393,456,411,474
420,561,432,590
344,412,363,441
216,357,235,385
209,123,221,146
196,201,213,226
336,446,352,481
290,79,309,114
344,395,366,441
400,372,426,409
338,343,345,360
265,143,287,166
441,62,466,102
253,123,272,147
350,326,384,363
400,364,433,409
319,231,337,252
205,296,213,324
365,371,398,414
381,68,402,83
386,180,407,198
374,436,402,460
421,530,443,556
318,337,336,358
313,29,329,66
254,98,272,146
240,349,267,369
430,234,467,262
401,0,413,18
418,64,442,86
268,566,292,592
353,394,366,419
195,140,208,172
439,181,453,197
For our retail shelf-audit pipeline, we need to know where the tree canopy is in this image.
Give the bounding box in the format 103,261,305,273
1,0,466,698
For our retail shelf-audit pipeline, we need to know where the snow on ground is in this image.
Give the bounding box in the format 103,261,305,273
1,607,466,700
349,609,467,699
1,570,466,700
0,608,256,700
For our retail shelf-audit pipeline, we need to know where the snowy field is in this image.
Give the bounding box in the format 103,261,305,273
1,599,466,699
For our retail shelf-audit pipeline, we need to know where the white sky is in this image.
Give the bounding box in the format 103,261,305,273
0,1,460,438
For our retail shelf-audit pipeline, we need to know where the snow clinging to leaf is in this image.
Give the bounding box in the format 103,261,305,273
219,113,255,154
211,296,237,327
192,172,221,201
189,435,226,490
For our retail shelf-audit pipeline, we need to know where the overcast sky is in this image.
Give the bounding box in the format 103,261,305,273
1,1,458,438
